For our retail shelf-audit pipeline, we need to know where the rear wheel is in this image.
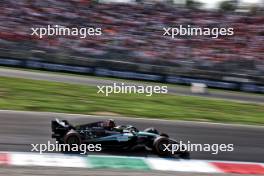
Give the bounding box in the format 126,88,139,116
64,130,82,153
65,135,80,145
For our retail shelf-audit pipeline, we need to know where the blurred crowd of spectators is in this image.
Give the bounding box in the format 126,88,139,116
0,0,263,75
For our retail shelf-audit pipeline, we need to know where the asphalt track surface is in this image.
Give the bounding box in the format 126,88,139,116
0,68,263,104
0,110,264,163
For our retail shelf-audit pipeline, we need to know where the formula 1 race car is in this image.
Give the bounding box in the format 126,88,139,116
51,119,190,158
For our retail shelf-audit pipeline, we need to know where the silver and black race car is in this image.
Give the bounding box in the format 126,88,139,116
51,119,190,158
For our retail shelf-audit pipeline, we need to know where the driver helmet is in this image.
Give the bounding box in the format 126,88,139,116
106,119,116,129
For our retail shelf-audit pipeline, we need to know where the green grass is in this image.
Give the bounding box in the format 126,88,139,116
1,65,263,98
0,76,263,125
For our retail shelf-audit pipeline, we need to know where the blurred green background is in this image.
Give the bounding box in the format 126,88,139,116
0,76,263,125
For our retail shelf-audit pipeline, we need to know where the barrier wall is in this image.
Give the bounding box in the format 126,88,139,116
0,56,263,93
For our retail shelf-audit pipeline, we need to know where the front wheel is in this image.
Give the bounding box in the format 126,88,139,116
160,133,169,138
153,136,171,156
153,137,190,158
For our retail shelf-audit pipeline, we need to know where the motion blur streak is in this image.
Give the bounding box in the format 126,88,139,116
0,0,263,175
0,68,263,104
0,111,263,162
0,167,230,176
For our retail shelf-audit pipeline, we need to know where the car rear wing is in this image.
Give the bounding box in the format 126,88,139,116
51,118,72,138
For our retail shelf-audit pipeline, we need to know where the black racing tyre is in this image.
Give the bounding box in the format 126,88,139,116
160,133,169,138
144,127,159,134
153,136,171,156
64,130,81,146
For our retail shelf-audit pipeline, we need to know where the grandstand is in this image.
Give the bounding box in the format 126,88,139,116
0,0,263,91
